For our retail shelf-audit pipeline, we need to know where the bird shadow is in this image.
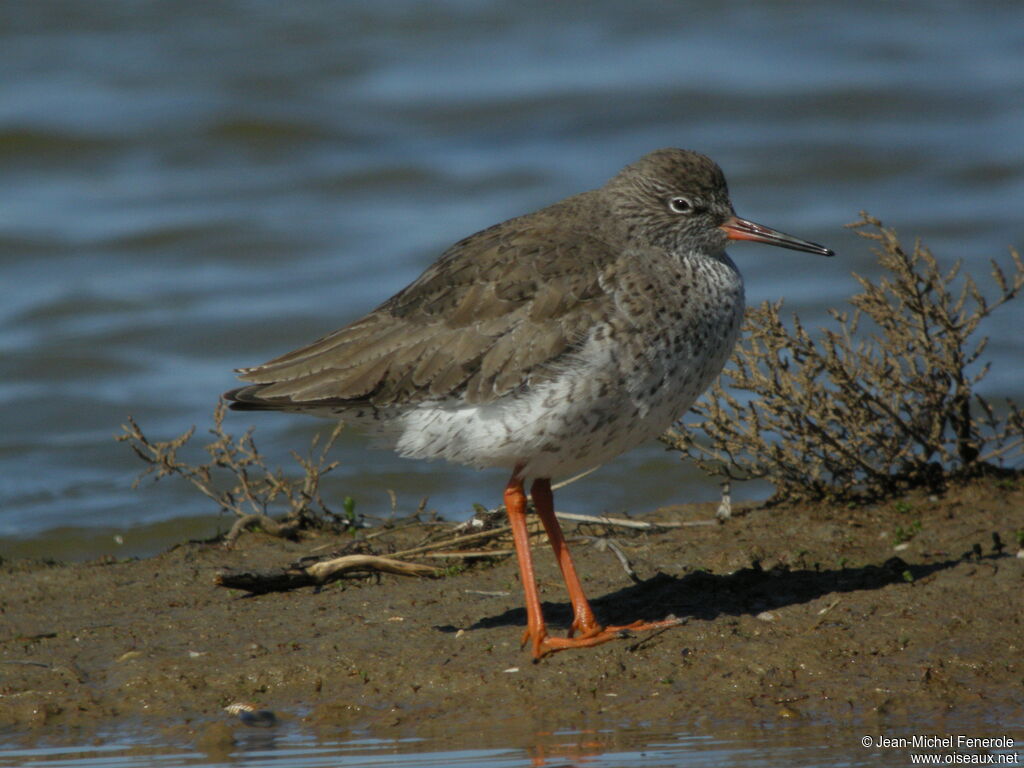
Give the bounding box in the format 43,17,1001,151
446,548,1001,635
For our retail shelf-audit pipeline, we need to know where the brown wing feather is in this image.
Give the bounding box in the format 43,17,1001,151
229,203,616,410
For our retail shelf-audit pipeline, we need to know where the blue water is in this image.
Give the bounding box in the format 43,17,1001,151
1,725,1017,768
0,725,905,768
1,1,1022,557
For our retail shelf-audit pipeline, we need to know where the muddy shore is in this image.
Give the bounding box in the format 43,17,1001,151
2,476,1022,746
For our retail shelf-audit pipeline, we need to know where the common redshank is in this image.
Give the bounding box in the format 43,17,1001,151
225,148,833,658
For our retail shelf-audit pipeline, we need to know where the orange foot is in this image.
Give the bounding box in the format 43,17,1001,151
522,616,683,659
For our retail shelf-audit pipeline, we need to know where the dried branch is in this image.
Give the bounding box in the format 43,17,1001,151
216,554,437,593
554,511,718,529
117,402,350,541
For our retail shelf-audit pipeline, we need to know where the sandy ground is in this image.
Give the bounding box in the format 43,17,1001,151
2,476,1022,747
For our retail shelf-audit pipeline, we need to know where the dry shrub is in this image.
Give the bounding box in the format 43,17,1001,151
664,213,1024,503
118,402,350,538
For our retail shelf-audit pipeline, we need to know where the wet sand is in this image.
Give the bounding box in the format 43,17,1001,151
2,476,1022,746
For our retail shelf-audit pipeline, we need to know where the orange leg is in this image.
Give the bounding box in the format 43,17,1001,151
505,474,682,659
533,478,681,650
530,478,602,637
504,473,549,659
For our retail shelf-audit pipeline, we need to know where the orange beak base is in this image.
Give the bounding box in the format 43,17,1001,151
722,216,834,256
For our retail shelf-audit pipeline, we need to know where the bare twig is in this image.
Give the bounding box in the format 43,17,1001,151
117,403,350,542
390,524,514,559
554,511,717,529
551,466,600,491
582,536,641,583
421,549,516,559
216,554,437,593
306,555,437,581
224,514,301,545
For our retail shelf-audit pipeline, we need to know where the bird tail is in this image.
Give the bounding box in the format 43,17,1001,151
222,385,287,412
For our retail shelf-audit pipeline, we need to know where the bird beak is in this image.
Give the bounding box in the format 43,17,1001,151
721,216,834,257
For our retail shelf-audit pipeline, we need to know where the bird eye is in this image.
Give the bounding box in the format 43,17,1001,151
668,197,694,214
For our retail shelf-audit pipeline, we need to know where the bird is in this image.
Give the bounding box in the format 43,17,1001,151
225,148,834,659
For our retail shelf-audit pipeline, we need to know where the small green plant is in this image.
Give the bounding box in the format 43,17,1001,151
893,500,913,515
442,563,466,578
893,519,923,545
343,496,358,525
665,213,1024,503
